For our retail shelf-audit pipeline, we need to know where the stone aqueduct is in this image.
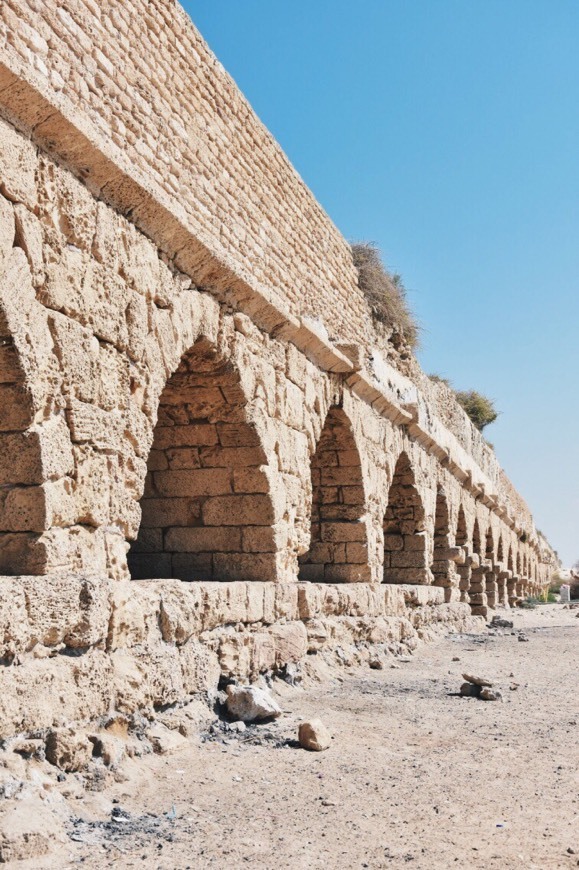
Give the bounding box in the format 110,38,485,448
0,2,558,732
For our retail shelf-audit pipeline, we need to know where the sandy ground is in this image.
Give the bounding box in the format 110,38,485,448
7,604,579,869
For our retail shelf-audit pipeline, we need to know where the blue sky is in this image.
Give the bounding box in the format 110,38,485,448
184,1,578,566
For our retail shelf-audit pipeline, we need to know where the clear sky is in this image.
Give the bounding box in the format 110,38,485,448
183,1,578,566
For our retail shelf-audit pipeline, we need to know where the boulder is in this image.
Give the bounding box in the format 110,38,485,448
298,719,331,751
225,684,281,722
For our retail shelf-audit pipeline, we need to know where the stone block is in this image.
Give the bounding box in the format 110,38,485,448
203,494,275,526
153,468,232,497
165,526,242,553
321,521,367,543
0,118,37,209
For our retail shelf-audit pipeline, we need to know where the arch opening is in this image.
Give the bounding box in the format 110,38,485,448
298,406,369,582
383,452,428,584
0,305,43,574
128,338,276,582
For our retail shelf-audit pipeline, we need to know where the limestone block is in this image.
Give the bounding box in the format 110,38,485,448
304,618,328,651
325,563,372,583
18,574,110,649
0,577,29,659
165,526,242,553
179,638,220,694
0,341,22,384
13,203,44,286
267,621,308,666
0,194,15,266
107,581,162,650
297,583,324,619
0,484,49,532
154,468,232,497
116,643,185,710
273,583,299,620
321,520,367,544
157,580,204,644
0,651,113,736
217,631,255,677
0,118,38,209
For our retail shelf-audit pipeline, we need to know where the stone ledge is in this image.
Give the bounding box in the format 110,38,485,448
0,573,484,737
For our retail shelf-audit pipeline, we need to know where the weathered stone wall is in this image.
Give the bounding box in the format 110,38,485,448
0,118,555,600
0,574,482,739
0,0,559,739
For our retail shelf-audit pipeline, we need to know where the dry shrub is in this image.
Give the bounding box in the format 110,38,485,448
455,390,498,432
351,243,419,349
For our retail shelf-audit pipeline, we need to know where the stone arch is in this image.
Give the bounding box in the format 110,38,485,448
128,336,276,581
298,405,369,582
383,451,429,584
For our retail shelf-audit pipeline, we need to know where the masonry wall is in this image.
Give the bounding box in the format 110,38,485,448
0,114,554,606
0,0,559,545
0,2,558,601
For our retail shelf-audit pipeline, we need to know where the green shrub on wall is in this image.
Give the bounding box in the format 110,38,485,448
454,390,498,432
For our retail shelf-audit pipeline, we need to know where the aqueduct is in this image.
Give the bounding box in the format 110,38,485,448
0,0,558,735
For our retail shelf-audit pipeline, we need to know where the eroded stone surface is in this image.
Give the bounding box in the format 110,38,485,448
0,2,558,744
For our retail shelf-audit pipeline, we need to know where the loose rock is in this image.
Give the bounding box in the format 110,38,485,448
480,687,503,702
460,682,482,698
298,719,331,752
462,673,493,687
225,684,282,723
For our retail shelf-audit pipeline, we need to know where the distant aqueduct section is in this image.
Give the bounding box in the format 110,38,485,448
0,0,559,735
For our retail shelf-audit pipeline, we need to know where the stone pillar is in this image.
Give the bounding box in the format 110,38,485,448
498,570,510,607
508,574,518,607
485,565,499,612
456,546,472,604
469,554,489,617
432,545,463,603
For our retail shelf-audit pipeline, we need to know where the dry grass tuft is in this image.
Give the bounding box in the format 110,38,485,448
351,242,419,349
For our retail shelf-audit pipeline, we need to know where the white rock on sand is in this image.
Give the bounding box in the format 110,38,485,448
225,685,282,722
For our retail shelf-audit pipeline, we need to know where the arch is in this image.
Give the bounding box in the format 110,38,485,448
507,545,514,573
0,260,61,575
128,336,276,581
455,504,468,546
298,406,369,582
383,452,428,584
